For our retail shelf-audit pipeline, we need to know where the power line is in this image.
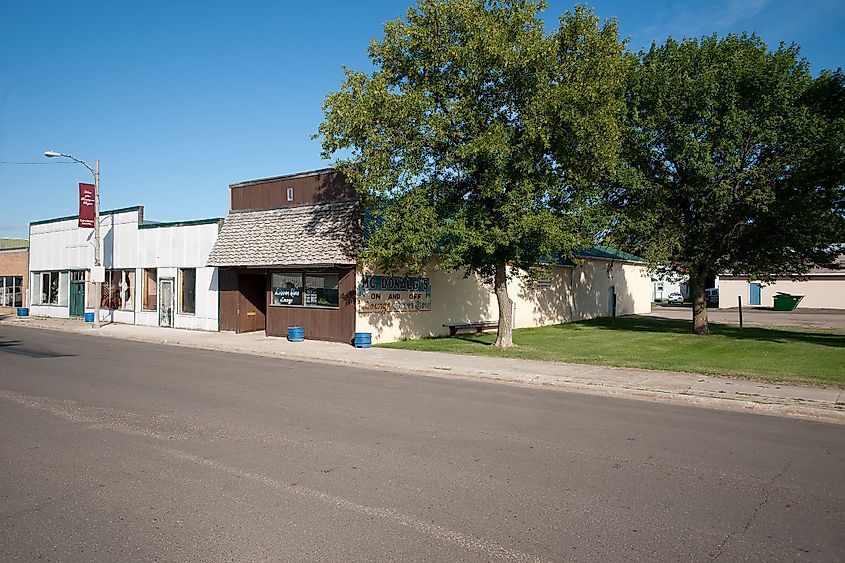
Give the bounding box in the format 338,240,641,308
0,161,74,165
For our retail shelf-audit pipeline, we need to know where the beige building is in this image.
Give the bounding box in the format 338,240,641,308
0,239,29,313
356,253,653,344
717,255,845,309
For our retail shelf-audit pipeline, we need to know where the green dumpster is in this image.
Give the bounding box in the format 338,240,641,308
773,293,804,311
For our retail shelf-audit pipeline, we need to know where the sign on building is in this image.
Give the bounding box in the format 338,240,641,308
358,275,431,313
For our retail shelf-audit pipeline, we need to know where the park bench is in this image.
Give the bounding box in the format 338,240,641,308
443,320,498,336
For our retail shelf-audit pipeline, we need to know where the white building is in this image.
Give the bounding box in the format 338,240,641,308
29,206,222,330
651,267,690,302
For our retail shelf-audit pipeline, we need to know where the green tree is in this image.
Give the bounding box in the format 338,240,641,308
318,0,628,347
610,34,845,334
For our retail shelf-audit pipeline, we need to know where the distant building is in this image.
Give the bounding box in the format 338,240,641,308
717,255,845,309
651,266,689,302
0,239,28,312
28,207,222,329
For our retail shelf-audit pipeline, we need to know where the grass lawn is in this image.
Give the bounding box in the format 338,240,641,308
378,317,845,387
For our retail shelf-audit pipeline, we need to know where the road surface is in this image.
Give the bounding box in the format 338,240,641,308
1,325,842,561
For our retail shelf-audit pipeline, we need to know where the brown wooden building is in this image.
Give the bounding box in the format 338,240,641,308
207,169,362,343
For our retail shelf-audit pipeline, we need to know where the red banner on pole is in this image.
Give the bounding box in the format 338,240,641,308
78,183,95,228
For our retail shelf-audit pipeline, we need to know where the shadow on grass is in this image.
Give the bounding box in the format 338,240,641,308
580,317,845,348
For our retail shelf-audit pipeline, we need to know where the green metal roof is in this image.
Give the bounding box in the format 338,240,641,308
0,238,29,250
573,245,646,263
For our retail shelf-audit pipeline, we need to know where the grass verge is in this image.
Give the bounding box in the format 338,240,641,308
378,317,845,387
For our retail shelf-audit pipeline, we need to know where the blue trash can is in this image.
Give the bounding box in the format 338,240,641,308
16,307,28,317
354,332,372,348
287,326,304,342
84,312,95,323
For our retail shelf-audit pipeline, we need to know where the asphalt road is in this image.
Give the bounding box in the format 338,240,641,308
648,304,845,329
1,326,843,562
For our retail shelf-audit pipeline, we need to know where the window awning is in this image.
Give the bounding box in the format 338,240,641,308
207,200,360,268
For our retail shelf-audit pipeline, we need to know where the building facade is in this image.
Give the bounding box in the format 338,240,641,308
0,240,29,313
209,169,653,344
29,207,222,330
717,256,845,309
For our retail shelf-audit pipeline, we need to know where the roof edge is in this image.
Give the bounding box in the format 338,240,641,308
229,167,339,189
30,205,143,226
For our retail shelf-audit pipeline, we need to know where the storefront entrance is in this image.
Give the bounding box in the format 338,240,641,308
69,279,85,317
159,278,175,327
236,273,267,333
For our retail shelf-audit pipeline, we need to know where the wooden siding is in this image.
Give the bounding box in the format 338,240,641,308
265,267,356,343
230,170,355,211
218,268,238,332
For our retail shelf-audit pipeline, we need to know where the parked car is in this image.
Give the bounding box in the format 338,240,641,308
667,292,685,305
705,288,719,306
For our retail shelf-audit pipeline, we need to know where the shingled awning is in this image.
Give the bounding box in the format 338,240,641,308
207,200,360,267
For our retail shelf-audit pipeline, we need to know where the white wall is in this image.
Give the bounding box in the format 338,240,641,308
356,259,652,344
28,208,221,330
718,276,845,309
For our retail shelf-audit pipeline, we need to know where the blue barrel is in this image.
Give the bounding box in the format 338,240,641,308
84,312,95,323
287,326,304,342
16,307,28,317
354,332,372,348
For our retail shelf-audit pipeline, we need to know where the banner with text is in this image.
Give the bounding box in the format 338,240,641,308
78,183,95,228
358,275,431,313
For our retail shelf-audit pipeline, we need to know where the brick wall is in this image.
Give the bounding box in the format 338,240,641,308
0,249,29,310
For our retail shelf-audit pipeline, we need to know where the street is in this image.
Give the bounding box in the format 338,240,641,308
1,325,843,561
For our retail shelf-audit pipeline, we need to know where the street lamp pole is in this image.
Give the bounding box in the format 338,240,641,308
44,150,101,328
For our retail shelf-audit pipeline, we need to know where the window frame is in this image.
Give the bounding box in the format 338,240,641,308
101,269,135,311
270,271,340,310
142,268,157,311
179,268,196,315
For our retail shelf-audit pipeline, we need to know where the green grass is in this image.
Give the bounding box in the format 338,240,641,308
378,317,845,387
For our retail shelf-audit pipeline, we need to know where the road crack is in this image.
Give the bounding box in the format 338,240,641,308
712,459,794,560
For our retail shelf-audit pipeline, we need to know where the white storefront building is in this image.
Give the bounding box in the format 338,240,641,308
29,206,222,331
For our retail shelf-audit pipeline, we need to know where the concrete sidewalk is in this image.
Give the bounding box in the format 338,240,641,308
2,314,843,425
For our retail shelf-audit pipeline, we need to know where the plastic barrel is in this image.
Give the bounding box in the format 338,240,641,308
354,332,372,348
287,326,305,342
84,312,95,322
16,307,28,317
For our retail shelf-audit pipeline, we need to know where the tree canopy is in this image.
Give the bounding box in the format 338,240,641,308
318,0,628,346
609,34,845,334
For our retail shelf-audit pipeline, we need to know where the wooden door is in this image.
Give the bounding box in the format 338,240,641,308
237,274,267,333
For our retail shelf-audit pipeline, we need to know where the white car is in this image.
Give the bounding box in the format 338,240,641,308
667,292,685,305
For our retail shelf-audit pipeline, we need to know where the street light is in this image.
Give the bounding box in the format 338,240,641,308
44,150,102,329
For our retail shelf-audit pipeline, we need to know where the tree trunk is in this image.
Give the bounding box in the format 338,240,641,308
493,260,515,348
690,268,710,335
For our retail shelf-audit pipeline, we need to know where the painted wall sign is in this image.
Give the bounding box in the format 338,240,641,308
358,275,431,313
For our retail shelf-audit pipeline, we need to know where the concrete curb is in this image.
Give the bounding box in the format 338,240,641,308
3,316,843,425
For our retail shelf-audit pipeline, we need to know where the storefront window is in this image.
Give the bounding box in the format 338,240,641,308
180,268,196,314
0,276,23,307
143,269,157,310
272,272,339,308
41,271,59,305
271,273,303,306
102,270,135,311
305,274,339,308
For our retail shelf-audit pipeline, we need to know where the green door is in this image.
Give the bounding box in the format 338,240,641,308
69,280,85,317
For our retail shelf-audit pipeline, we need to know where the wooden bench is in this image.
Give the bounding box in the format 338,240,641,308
443,321,498,336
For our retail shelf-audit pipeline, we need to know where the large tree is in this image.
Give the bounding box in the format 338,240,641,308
318,0,628,347
610,34,845,334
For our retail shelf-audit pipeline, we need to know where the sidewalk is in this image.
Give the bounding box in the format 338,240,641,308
2,315,843,425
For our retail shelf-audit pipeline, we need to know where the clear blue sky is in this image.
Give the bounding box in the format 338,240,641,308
2,0,843,239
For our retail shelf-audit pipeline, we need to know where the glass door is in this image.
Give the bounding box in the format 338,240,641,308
159,278,174,327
